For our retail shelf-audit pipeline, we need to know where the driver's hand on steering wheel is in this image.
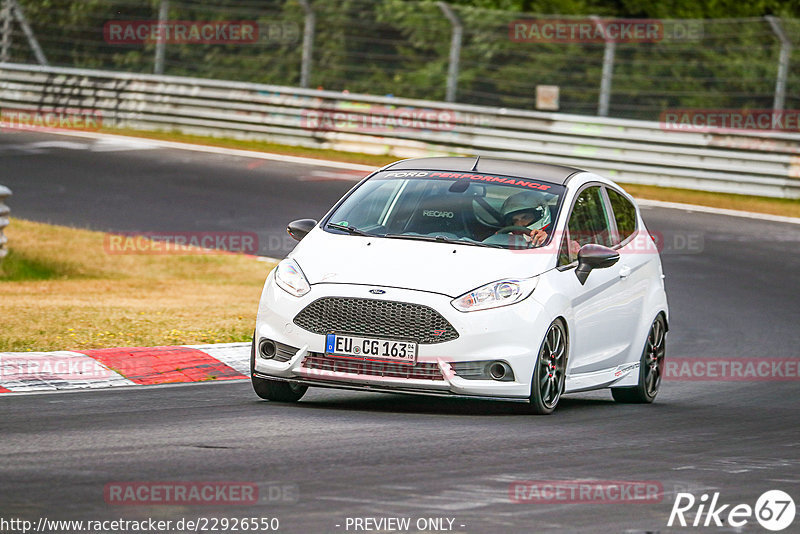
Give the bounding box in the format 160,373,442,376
528,229,548,247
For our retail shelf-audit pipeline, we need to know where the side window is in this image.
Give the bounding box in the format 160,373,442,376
606,188,637,245
561,186,612,264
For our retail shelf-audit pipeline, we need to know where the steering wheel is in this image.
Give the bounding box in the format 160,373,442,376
496,225,532,234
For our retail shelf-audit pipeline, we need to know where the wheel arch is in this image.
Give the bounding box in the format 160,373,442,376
658,310,669,332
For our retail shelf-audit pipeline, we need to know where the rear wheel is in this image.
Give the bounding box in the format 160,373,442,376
251,336,308,402
612,315,666,404
528,319,568,415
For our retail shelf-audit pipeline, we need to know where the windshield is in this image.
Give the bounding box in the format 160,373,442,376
324,170,566,249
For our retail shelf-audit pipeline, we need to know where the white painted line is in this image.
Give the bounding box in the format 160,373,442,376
636,198,800,225
21,141,89,150
299,170,363,182
40,129,376,172
89,137,162,152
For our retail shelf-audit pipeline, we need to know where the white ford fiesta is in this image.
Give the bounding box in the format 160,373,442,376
252,157,668,414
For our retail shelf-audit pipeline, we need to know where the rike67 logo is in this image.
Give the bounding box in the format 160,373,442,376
668,490,796,531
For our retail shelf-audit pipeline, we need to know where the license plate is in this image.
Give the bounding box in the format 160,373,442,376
325,334,417,364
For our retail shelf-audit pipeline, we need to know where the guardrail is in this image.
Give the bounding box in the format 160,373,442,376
1,62,799,199
0,185,11,264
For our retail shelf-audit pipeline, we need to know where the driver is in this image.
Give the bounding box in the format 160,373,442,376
498,191,552,247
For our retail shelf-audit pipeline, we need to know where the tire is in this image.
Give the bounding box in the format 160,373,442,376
612,315,666,404
250,335,308,402
528,319,568,415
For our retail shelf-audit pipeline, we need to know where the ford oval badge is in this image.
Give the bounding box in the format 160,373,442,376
369,289,386,295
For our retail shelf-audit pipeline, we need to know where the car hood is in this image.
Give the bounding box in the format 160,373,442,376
289,229,555,297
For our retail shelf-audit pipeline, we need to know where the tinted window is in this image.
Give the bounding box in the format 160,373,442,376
606,188,637,244
326,170,565,249
561,186,612,264
330,179,403,229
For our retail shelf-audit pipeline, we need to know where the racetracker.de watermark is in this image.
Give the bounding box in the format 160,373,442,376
504,229,703,255
509,480,663,503
0,108,102,131
660,109,800,133
1,354,123,382
301,107,486,133
664,358,800,381
509,19,662,43
104,232,258,255
509,19,702,43
104,20,259,44
104,482,298,505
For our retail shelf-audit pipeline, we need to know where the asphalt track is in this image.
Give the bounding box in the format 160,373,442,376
1,130,799,533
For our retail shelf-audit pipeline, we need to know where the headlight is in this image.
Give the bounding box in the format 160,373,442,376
451,277,538,312
274,259,311,297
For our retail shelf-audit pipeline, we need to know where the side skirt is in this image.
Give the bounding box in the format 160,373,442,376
564,362,640,393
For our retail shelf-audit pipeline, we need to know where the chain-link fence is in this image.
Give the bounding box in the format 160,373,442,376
1,0,798,121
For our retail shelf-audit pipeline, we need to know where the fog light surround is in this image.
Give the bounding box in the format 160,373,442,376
258,339,277,359
488,362,510,380
450,360,515,382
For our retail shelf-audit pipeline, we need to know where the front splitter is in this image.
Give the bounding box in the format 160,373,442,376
252,372,530,403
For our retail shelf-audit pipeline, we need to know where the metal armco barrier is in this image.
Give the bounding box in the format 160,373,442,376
1,62,799,199
0,185,11,264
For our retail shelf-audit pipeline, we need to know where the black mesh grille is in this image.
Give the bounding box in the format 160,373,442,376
293,297,459,344
303,354,444,381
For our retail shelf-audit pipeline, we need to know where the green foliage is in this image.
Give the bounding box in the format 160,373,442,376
445,0,800,18
0,249,71,281
10,0,800,119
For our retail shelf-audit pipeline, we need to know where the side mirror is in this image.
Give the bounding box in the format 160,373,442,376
575,244,619,285
287,219,318,242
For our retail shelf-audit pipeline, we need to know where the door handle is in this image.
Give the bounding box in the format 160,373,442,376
619,266,632,279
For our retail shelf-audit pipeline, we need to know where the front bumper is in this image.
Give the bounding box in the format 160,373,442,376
254,273,552,399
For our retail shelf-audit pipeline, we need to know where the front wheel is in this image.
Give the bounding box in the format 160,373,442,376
528,319,568,415
612,315,666,404
250,336,308,402
252,377,308,402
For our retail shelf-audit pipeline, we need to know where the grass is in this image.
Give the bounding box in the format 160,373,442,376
621,183,800,218
100,126,799,218
0,218,274,352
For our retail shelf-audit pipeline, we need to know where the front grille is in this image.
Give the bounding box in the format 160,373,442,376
293,297,459,344
302,353,445,381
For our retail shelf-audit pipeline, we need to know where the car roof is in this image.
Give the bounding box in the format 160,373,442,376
382,157,584,186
